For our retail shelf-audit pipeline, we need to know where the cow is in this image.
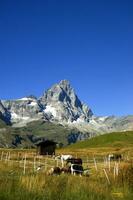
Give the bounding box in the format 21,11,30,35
71,164,83,176
47,167,61,175
55,154,73,161
61,167,71,174
61,165,83,176
66,158,82,166
108,154,122,161
61,155,73,161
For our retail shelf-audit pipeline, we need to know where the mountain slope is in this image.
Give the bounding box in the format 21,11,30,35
67,131,133,149
0,119,89,148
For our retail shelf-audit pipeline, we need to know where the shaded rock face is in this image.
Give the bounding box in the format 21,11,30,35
0,101,11,124
1,97,45,126
40,80,93,123
1,80,93,126
67,132,91,144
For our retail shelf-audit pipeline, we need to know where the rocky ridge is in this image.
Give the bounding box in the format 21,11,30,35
0,80,133,135
1,80,93,127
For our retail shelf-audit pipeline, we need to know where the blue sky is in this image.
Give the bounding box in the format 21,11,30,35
0,0,132,116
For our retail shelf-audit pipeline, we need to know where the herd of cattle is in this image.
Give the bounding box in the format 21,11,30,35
46,153,122,176
47,155,84,176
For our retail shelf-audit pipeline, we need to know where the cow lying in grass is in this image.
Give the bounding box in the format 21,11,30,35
47,164,83,176
47,167,61,175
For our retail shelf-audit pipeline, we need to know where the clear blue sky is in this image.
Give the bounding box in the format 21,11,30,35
0,0,132,116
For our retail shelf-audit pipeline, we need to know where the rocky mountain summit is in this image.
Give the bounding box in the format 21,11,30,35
0,80,133,134
0,80,93,127
40,80,93,123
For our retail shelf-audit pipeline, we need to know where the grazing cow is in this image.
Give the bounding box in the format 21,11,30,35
61,165,83,176
66,158,82,166
47,167,61,175
71,164,83,175
108,154,122,161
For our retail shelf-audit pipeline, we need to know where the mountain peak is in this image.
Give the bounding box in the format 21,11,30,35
59,79,70,85
1,80,93,125
40,80,93,123
58,79,71,88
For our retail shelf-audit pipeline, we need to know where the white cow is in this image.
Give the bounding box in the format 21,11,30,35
54,154,73,162
60,154,73,161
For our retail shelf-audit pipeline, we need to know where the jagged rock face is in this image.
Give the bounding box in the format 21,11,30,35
1,97,45,126
40,80,93,123
0,101,11,124
1,80,93,126
0,101,6,116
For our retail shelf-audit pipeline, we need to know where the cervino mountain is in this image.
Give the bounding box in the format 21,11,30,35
1,80,93,126
0,80,133,147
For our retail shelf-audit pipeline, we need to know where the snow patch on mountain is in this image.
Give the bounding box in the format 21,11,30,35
44,105,57,118
29,101,38,106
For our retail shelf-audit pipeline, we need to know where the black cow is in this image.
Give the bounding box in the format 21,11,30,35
108,154,122,161
66,158,82,165
71,164,83,175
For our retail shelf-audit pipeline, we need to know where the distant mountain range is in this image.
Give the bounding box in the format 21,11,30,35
0,80,133,147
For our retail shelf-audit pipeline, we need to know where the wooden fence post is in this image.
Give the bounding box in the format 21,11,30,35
23,154,26,175
87,156,89,167
113,162,116,180
5,152,8,162
34,156,36,172
116,163,119,176
93,157,98,171
61,159,64,168
103,169,110,184
45,159,47,171
108,157,111,171
8,152,10,161
56,159,59,167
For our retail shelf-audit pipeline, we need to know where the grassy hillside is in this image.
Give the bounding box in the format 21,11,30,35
67,131,133,149
1,117,133,149
15,120,81,145
0,119,7,128
0,120,82,147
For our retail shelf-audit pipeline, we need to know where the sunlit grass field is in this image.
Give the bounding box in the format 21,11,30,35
0,150,133,200
0,131,133,200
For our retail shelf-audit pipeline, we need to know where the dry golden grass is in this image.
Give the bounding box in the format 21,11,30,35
0,147,133,200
